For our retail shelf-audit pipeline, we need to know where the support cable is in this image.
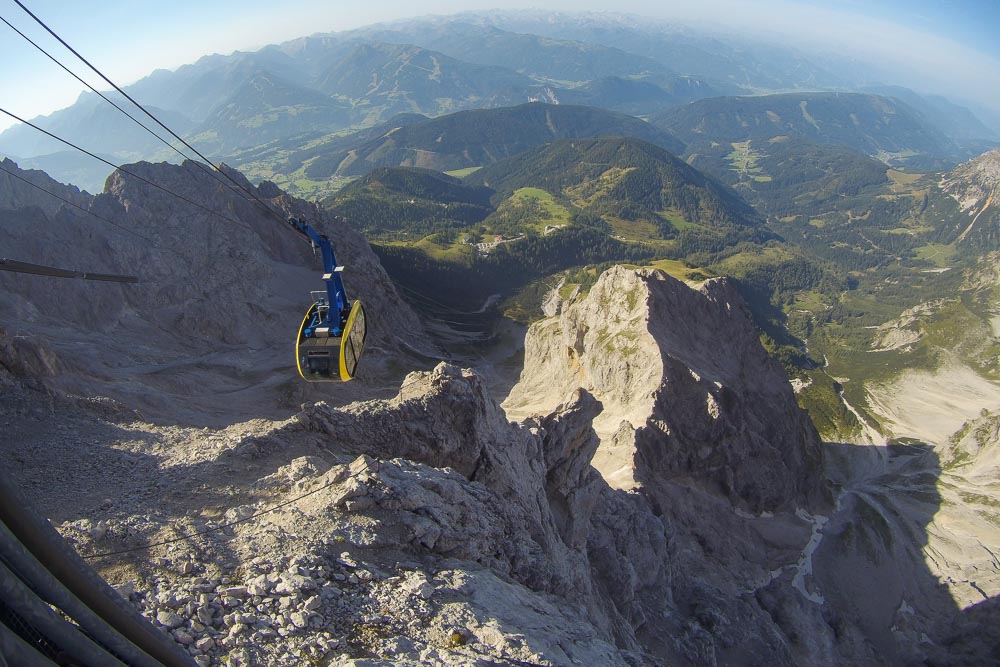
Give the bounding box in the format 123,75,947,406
0,107,254,233
0,468,196,666
0,258,138,283
0,13,258,204
13,0,292,227
0,520,163,666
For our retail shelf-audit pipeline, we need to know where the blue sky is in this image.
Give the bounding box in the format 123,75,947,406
1,0,998,132
806,0,999,56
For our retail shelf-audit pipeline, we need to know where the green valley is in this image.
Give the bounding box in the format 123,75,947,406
320,135,776,316
318,123,999,448
3,10,1000,666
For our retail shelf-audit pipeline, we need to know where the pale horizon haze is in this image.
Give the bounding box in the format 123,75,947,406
1,0,998,133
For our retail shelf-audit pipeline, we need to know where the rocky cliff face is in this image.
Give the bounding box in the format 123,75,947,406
0,156,92,211
940,149,999,249
499,266,1000,665
505,266,826,512
5,355,867,667
0,158,433,422
5,260,995,664
941,149,1000,213
4,166,997,665
936,409,1000,608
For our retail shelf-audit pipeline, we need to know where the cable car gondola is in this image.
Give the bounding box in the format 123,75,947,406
288,217,367,382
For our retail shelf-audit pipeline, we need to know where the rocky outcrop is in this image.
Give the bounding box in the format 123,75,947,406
934,410,1000,609
27,357,859,666
13,279,981,666
94,160,427,354
946,410,1000,473
40,363,656,665
869,299,951,352
0,327,59,381
940,149,999,249
505,265,826,512
298,365,601,603
0,157,91,214
497,265,1000,665
941,149,1000,213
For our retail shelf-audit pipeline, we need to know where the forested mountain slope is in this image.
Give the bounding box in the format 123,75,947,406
469,136,759,232
301,103,683,180
653,92,959,168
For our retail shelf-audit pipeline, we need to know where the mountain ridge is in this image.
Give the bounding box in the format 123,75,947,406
505,266,826,508
301,103,684,180
468,135,760,233
3,11,994,197
653,92,959,168
940,149,1000,250
190,70,353,153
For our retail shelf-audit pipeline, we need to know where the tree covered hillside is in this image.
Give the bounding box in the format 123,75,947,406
469,136,761,234
302,103,684,180
327,167,494,238
654,92,958,169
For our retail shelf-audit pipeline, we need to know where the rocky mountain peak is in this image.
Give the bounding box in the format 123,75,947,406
297,363,606,600
505,265,826,512
0,157,91,213
939,149,1000,249
941,148,1000,212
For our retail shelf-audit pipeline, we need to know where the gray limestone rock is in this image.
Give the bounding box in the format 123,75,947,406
506,266,827,512
156,610,184,630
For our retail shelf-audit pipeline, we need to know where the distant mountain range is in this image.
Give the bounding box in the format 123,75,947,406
554,75,715,116
188,71,352,153
359,21,672,82
2,151,121,195
653,92,962,169
162,39,561,156
300,103,684,179
861,86,996,141
355,20,720,101
0,19,720,189
0,93,196,161
362,13,837,93
0,10,996,194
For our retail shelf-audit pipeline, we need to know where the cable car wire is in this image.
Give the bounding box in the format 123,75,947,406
0,107,254,233
13,0,292,228
0,13,261,205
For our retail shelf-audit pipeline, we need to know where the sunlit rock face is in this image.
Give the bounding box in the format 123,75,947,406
505,265,826,512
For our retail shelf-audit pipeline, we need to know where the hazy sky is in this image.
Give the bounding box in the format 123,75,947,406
1,0,998,133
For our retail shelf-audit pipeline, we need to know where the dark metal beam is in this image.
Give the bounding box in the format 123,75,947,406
0,520,163,666
0,468,195,666
0,258,138,283
0,558,127,667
